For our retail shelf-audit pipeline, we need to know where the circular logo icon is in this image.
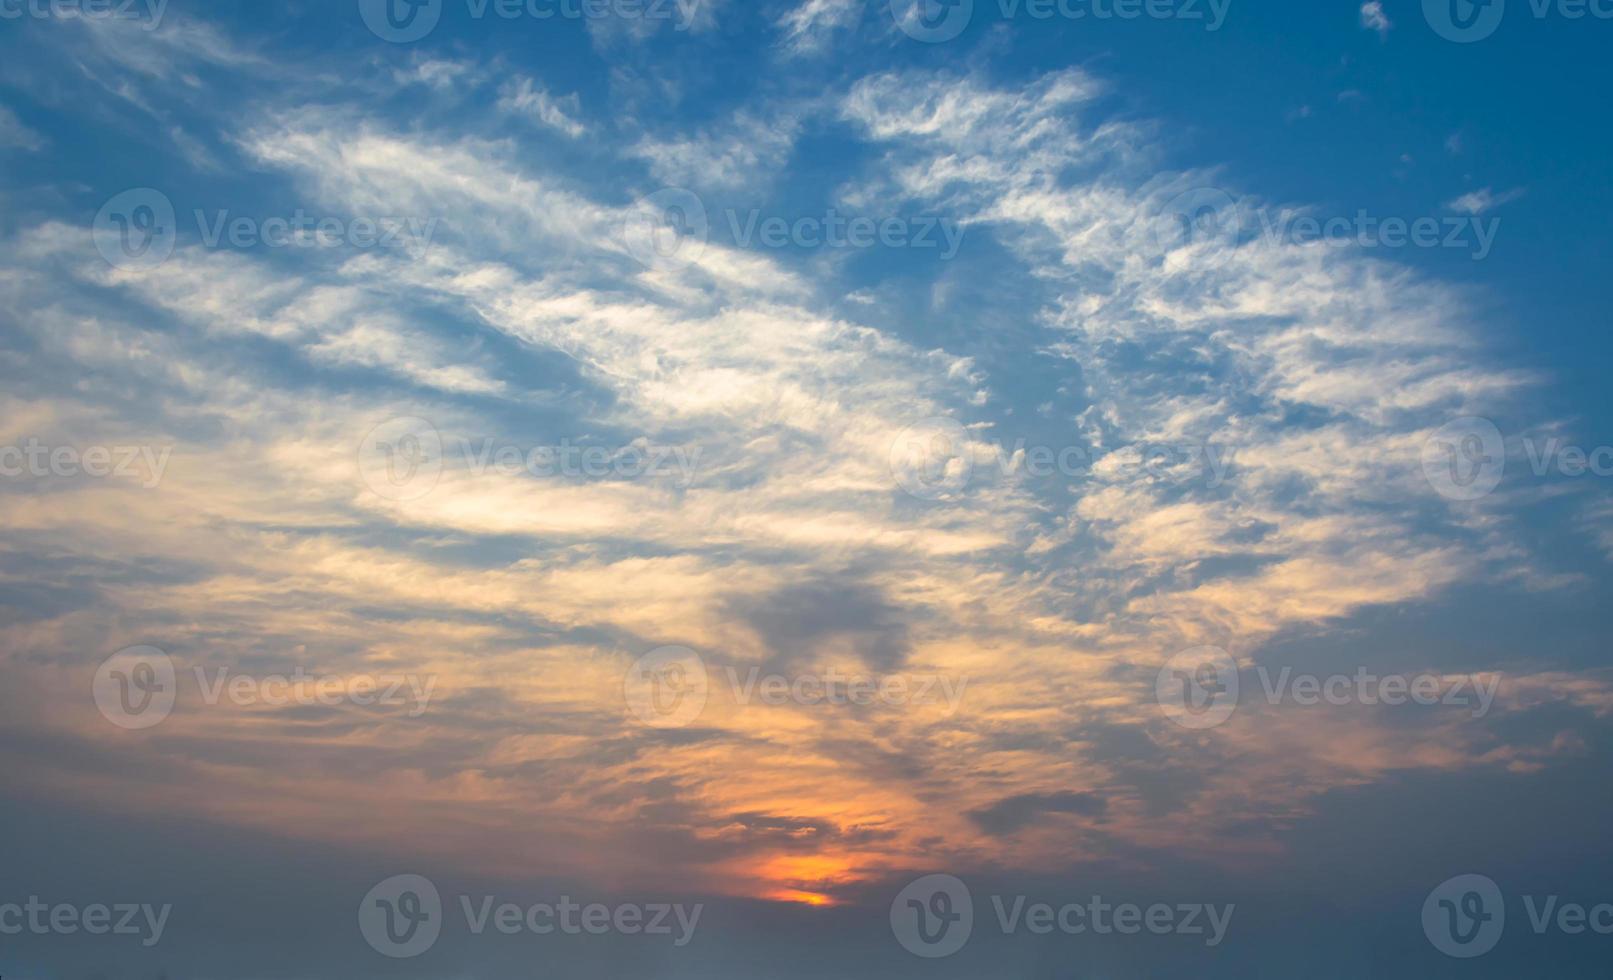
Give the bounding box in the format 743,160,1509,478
1424,0,1505,42
1423,874,1504,958
623,188,708,271
93,645,177,730
1153,187,1242,270
358,416,444,501
891,874,973,958
93,189,177,271
891,0,974,42
359,0,443,42
360,874,442,958
890,418,975,500
625,646,709,729
1421,417,1505,502
1156,646,1239,730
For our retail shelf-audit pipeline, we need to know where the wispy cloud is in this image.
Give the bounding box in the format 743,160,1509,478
0,105,45,151
777,0,863,55
497,77,588,138
1360,1,1392,38
0,16,1603,913
1448,185,1527,214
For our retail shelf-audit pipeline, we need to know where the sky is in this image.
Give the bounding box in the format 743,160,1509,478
1,0,1612,976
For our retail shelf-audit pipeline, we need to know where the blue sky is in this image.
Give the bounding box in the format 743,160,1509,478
1,0,1612,976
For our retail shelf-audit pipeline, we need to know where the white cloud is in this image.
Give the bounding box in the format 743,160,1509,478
777,0,862,55
497,77,587,138
0,105,45,151
630,112,800,194
1448,186,1526,214
1360,1,1392,38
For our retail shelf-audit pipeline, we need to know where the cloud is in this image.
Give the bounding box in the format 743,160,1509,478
497,77,588,138
0,105,45,151
1447,186,1527,214
0,21,1606,914
630,112,801,194
777,0,863,55
1360,1,1392,38
968,791,1109,836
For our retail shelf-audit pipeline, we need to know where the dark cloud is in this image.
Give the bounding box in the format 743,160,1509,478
726,578,911,672
967,790,1109,837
